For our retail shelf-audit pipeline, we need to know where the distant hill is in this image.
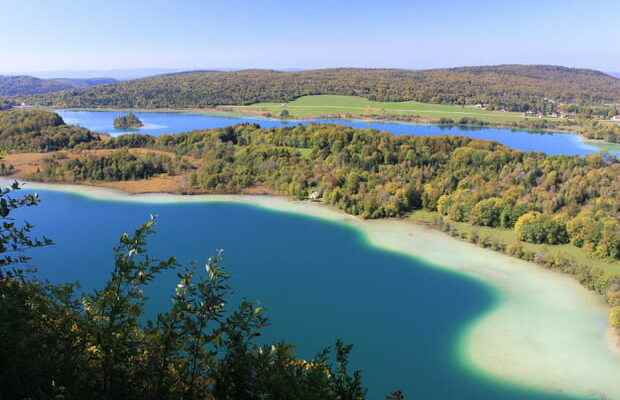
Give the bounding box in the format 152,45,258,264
609,72,620,79
23,65,620,112
29,68,187,81
0,75,116,97
52,77,117,88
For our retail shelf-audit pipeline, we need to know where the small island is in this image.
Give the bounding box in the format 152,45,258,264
113,112,143,129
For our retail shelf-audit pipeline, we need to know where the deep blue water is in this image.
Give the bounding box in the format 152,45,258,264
17,188,584,400
57,110,606,156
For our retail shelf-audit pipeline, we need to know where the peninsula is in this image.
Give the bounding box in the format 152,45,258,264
1,109,618,340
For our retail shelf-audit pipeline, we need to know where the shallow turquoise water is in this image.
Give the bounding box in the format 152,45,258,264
17,188,586,400
57,110,607,156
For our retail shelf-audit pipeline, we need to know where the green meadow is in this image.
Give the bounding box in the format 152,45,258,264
227,95,529,123
583,138,620,154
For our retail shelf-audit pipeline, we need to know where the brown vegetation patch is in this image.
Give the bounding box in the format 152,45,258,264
3,148,195,180
96,174,189,194
240,185,279,195
4,152,48,177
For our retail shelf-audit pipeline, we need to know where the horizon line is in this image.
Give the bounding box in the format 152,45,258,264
2,64,619,78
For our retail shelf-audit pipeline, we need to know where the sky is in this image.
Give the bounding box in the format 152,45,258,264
1,0,619,76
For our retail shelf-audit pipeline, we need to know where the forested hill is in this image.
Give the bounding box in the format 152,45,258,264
0,109,99,151
23,65,620,112
0,75,116,96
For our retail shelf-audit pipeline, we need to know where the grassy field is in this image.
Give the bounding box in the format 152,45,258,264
225,95,531,123
583,138,620,154
409,210,620,279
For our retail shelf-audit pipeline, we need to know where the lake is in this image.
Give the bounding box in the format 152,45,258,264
18,186,592,400
57,110,612,156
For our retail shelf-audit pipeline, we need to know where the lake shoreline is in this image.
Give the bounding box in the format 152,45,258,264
7,178,620,399
50,105,609,141
51,106,619,155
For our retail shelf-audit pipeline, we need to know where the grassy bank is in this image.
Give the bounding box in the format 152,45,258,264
583,138,620,154
47,95,620,149
220,95,620,146
222,95,529,123
409,210,620,292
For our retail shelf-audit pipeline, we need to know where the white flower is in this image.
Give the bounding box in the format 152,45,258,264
175,282,186,296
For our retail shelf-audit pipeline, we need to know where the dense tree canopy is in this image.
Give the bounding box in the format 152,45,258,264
24,65,620,113
0,109,100,152
69,123,618,260
34,149,192,182
514,212,569,245
4,109,617,260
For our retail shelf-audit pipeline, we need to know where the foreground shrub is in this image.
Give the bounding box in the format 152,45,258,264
514,212,569,245
609,306,620,329
470,197,505,227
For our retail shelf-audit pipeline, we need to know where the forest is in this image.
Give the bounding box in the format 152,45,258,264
3,110,617,262
366,114,620,144
27,121,615,261
0,109,100,152
22,65,620,113
32,149,192,182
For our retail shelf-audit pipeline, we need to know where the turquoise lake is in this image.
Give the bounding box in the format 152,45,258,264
57,110,611,156
18,187,588,400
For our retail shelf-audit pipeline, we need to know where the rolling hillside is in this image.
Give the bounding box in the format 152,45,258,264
0,75,116,96
23,65,620,112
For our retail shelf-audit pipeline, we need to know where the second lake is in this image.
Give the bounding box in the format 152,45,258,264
57,110,613,156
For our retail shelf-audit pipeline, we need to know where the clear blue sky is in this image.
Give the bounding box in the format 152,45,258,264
1,0,618,74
